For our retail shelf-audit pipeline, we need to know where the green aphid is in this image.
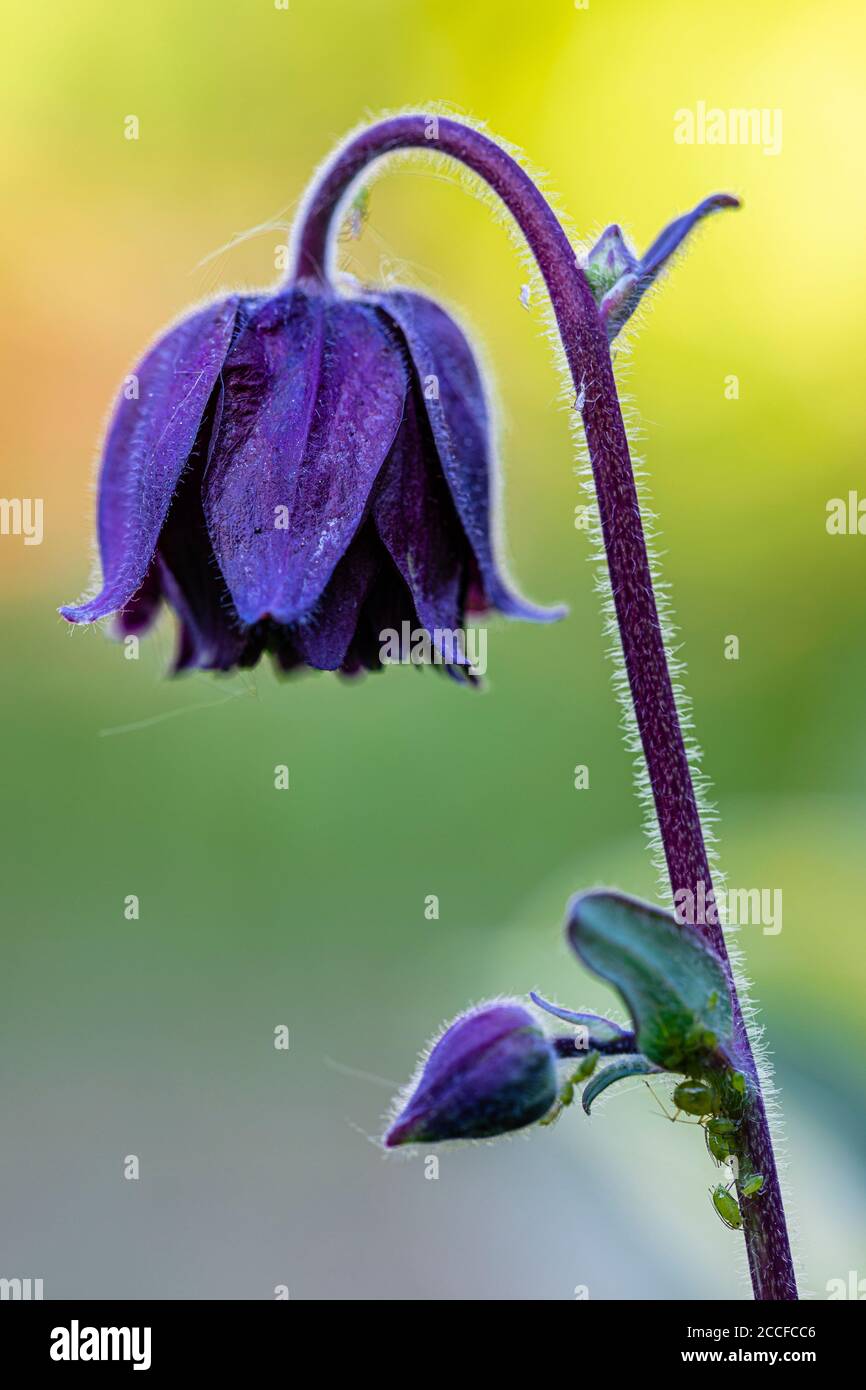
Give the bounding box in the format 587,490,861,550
704,1114,738,1162
711,1183,742,1230
740,1172,765,1198
347,186,371,239
673,1078,719,1117
706,1128,734,1162
707,1117,738,1135
540,1051,597,1126
573,1052,599,1083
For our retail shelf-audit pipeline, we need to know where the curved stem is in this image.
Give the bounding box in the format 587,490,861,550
295,114,797,1300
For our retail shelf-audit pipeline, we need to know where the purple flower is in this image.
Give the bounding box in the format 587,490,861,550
61,284,562,677
384,1001,557,1146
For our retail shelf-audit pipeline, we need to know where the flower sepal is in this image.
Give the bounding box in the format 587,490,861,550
583,194,740,341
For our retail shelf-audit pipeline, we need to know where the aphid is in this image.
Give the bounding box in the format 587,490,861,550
707,1131,730,1162
647,1078,747,1176
346,186,371,240
540,1052,598,1126
711,1182,742,1230
704,1116,738,1164
707,1116,737,1136
645,1080,701,1124
740,1171,765,1198
672,1078,719,1116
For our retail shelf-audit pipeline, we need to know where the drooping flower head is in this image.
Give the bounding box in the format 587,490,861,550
61,273,563,679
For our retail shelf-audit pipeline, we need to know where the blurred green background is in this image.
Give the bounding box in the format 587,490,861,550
1,0,864,1299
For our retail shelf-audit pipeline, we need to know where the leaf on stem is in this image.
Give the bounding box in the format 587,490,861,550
567,890,733,1071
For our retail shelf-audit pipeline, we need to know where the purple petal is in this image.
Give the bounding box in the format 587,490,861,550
114,563,162,637
367,290,565,624
61,296,239,623
292,523,381,670
339,555,419,674
203,291,407,626
268,626,304,676
156,458,248,673
372,384,464,636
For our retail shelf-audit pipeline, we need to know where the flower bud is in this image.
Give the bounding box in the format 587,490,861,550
384,1001,558,1146
584,194,740,342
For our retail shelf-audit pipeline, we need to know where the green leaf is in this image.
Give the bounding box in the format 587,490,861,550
581,1056,660,1115
567,890,733,1071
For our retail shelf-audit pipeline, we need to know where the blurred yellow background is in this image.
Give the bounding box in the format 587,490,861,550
1,0,864,1298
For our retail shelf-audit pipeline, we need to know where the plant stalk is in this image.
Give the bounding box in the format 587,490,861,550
293,114,797,1300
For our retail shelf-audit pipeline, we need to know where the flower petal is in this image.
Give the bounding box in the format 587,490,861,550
156,459,249,673
367,290,565,623
292,523,381,670
372,384,464,636
61,296,239,623
339,556,419,674
203,291,407,626
114,563,162,637
268,625,304,676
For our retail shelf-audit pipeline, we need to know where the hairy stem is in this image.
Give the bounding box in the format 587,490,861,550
294,114,797,1300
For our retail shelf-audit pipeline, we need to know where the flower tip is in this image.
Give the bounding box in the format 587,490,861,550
534,601,568,625
701,192,741,213
59,604,85,625
382,1117,418,1149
